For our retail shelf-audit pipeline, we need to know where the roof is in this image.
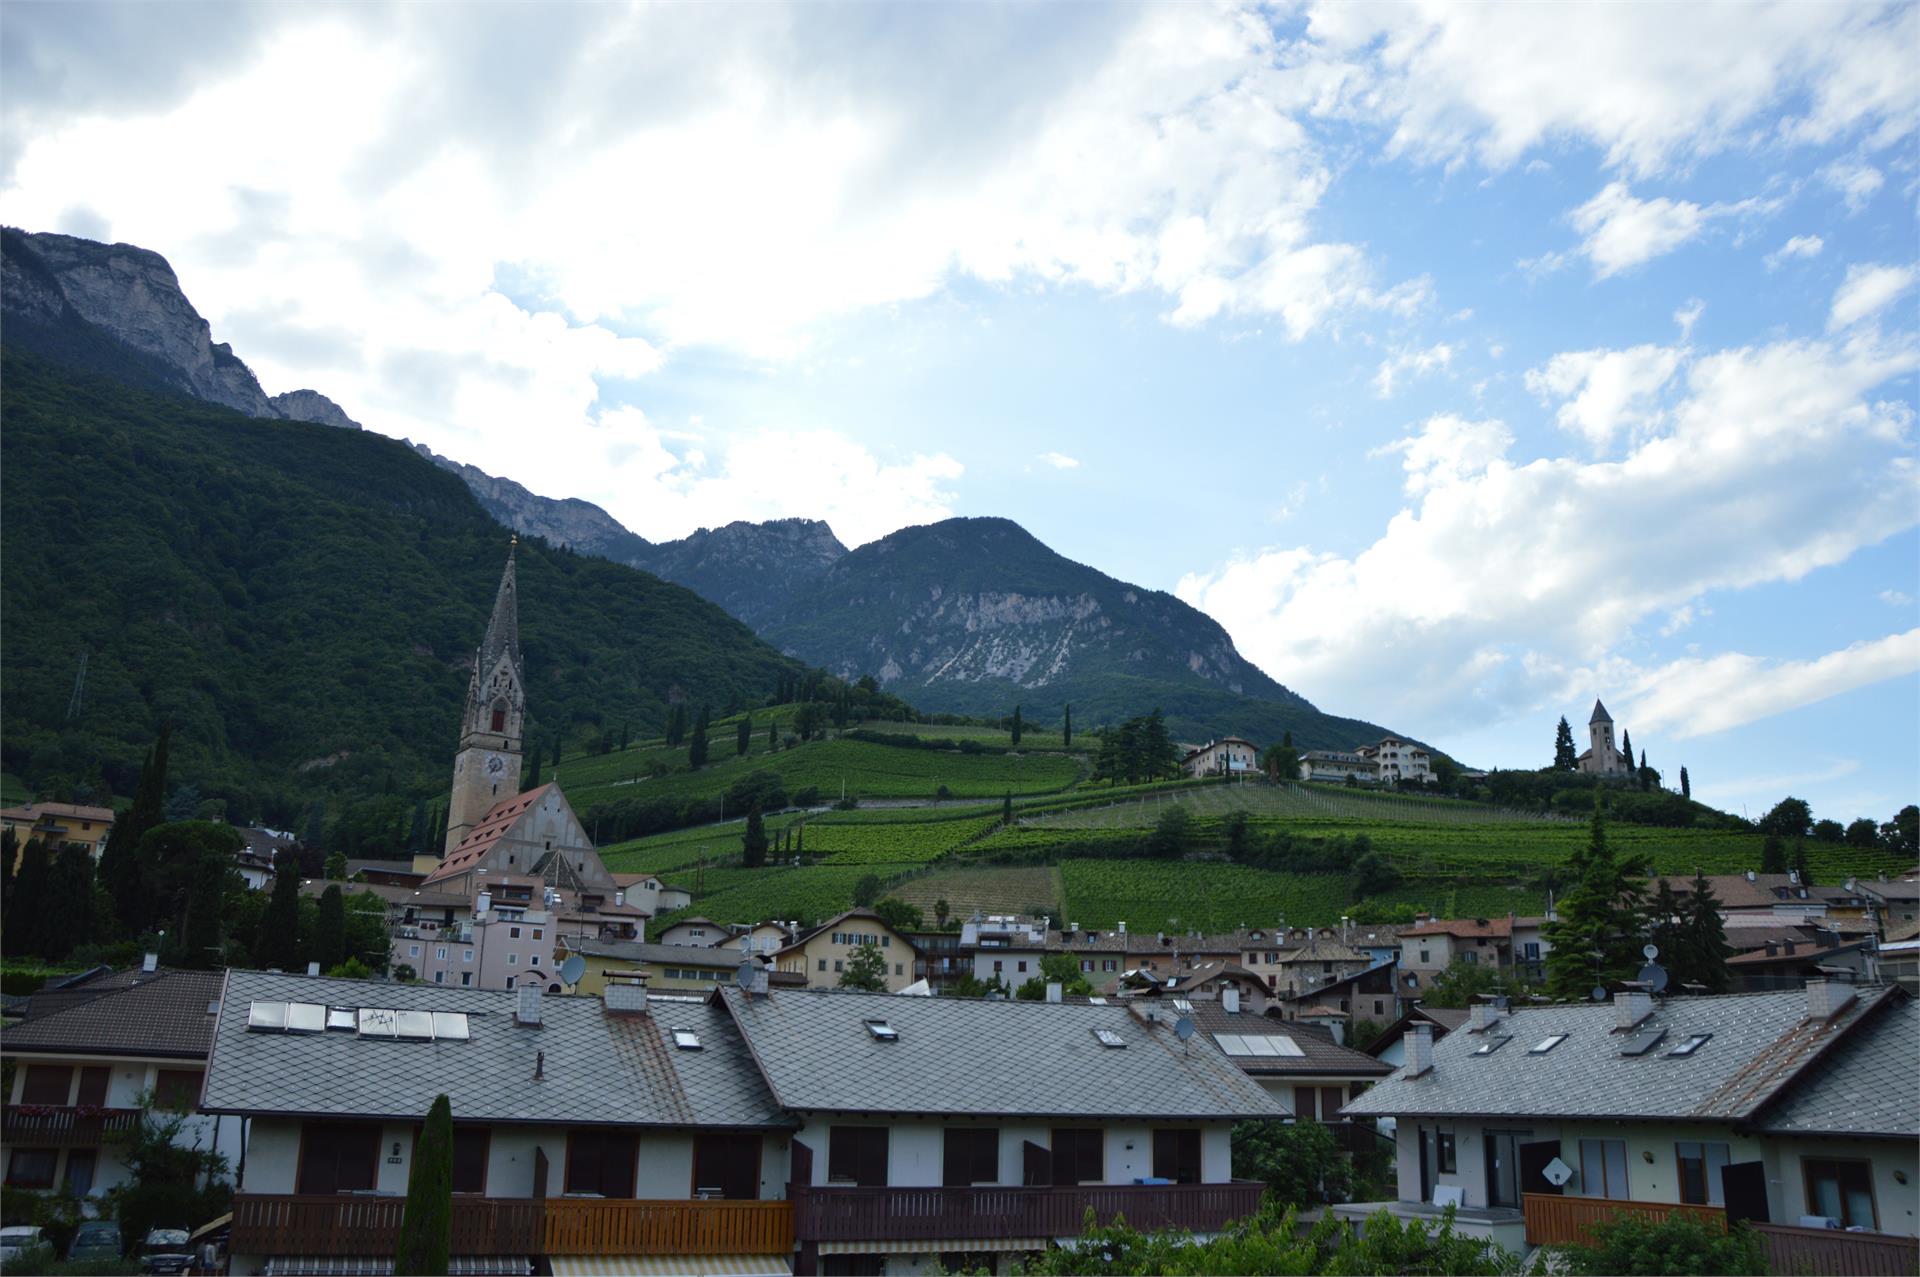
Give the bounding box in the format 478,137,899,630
1590,699,1612,724
1181,1002,1390,1078
1364,1006,1469,1058
1,968,223,1059
0,801,115,823
203,970,787,1129
1400,917,1514,940
660,916,725,933
718,986,1284,1120
298,880,471,911
1757,994,1916,1140
567,937,752,969
1657,872,1829,911
1725,939,1871,968
423,784,554,886
610,871,663,889
345,858,423,880
1285,959,1398,1003
1345,986,1897,1123
1861,878,1920,904
779,909,920,956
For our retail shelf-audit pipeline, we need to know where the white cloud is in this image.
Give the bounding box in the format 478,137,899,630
1178,334,1920,732
1673,299,1705,339
1566,183,1777,278
1764,234,1825,269
1829,263,1919,331
1373,342,1455,397
1525,344,1684,449
1881,589,1915,607
1622,629,1920,739
1820,158,1886,210
1038,452,1081,470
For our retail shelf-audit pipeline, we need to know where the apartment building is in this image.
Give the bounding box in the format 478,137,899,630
775,909,920,991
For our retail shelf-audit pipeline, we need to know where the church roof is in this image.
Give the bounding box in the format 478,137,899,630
423,782,556,886
475,542,522,686
1589,698,1613,724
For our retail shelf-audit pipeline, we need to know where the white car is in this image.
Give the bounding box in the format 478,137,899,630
0,1225,50,1266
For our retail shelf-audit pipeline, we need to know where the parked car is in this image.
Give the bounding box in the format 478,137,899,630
0,1226,51,1267
68,1219,124,1262
138,1227,194,1275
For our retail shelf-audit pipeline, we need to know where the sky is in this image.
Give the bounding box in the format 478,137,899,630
3,0,1916,827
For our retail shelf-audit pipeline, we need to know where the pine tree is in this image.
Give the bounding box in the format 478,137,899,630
737,710,753,757
1553,716,1577,770
1682,871,1732,993
742,803,768,868
1620,728,1634,775
316,885,348,971
620,722,630,751
255,868,303,971
175,841,228,970
407,799,429,856
1680,767,1691,800
666,703,686,747
101,724,170,930
1002,791,1014,826
687,706,710,769
44,845,98,962
1063,705,1072,748
302,799,327,849
396,1095,454,1276
1010,704,1023,748
1542,798,1649,1000
1639,748,1650,790
768,717,779,750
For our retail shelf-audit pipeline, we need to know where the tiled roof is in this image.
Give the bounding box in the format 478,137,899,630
1400,917,1513,940
1345,987,1895,1122
778,909,919,956
345,858,423,880
299,880,471,911
1860,878,1920,903
1726,939,1871,967
719,986,1284,1120
2,968,222,1059
1758,994,1916,1139
423,784,555,885
1182,1002,1391,1078
0,801,115,823
566,937,756,969
202,970,788,1129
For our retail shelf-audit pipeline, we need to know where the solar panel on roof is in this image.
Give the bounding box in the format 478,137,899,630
285,1002,326,1034
1172,998,1194,1013
1092,1028,1126,1048
1212,1033,1246,1054
432,1012,470,1041
1620,1027,1667,1057
247,1001,287,1031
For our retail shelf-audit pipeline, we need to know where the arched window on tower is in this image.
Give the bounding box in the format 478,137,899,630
490,701,507,733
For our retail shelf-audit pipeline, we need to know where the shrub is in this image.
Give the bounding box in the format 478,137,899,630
1552,1213,1766,1276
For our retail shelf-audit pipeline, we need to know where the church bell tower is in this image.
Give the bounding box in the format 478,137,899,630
444,540,527,856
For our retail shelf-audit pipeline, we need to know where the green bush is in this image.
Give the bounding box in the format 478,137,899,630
1552,1213,1766,1276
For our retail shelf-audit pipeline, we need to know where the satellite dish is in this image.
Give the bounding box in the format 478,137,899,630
1642,943,1659,961
1174,1016,1195,1042
1590,985,1608,1002
1541,1157,1575,1189
736,960,758,987
558,954,587,986
1638,963,1670,994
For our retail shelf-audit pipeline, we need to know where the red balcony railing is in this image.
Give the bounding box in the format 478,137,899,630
2,1105,142,1147
1522,1192,1726,1246
792,1181,1266,1243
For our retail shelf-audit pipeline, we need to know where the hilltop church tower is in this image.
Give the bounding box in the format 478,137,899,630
444,541,527,855
1577,699,1626,775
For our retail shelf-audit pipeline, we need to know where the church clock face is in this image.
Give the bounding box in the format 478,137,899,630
485,753,507,778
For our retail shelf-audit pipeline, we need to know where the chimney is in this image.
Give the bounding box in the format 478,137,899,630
1045,982,1063,1003
141,952,159,973
1222,986,1241,1014
1745,869,1756,882
1118,921,1127,935
615,889,625,907
1468,1001,1499,1032
1407,1024,1435,1076
1788,869,1801,886
477,890,493,915
740,964,769,998
516,984,544,1027
1765,940,1778,957
306,961,321,976
603,976,648,1016
1616,989,1653,1030
1806,978,1854,1021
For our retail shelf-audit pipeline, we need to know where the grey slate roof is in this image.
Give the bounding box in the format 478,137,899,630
718,986,1284,1120
1,968,222,1059
1759,994,1916,1139
1183,1002,1391,1079
565,937,756,969
1344,987,1896,1123
203,970,787,1129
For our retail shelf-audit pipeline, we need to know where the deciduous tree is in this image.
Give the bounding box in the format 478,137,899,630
839,941,888,991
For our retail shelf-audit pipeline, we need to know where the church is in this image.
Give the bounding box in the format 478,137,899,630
1575,698,1630,775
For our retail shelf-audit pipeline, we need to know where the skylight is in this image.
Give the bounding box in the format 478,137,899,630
326,1008,356,1032
672,1029,702,1050
1172,998,1194,1013
1666,1033,1711,1057
1529,1034,1568,1055
393,1010,435,1040
357,1008,399,1038
1471,1036,1511,1056
1620,1028,1667,1057
285,1002,326,1034
246,1001,287,1031
431,1012,471,1041
1093,1028,1126,1048
863,1018,899,1041
1088,996,1107,1005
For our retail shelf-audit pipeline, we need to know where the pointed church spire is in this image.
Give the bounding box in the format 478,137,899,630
1589,698,1612,725
477,536,522,685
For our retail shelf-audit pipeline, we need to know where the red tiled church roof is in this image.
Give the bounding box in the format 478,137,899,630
422,783,554,886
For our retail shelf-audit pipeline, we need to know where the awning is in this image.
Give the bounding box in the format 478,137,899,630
264,1258,530,1276
816,1239,1046,1256
548,1256,792,1277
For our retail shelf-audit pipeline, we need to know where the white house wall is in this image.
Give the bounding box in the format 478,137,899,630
1763,1136,1918,1237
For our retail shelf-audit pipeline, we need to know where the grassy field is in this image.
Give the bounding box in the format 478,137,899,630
1027,781,1576,828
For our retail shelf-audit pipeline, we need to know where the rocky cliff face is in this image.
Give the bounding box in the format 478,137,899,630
411,444,655,563
271,389,361,430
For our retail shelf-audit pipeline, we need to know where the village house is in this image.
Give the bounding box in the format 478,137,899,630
1281,959,1405,1033
1339,983,1919,1270
1725,936,1881,991
1396,915,1552,991
1179,995,1392,1121
611,873,690,920
656,915,733,947
3,964,242,1204
559,935,786,996
1860,876,1919,931
774,908,921,992
1355,737,1434,785
961,913,1051,987
0,800,114,864
1179,737,1260,778
1297,750,1378,784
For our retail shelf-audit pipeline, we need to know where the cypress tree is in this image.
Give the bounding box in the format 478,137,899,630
407,799,429,856
1063,705,1072,748
1002,791,1013,825
1680,767,1691,800
687,708,710,769
550,735,562,767
767,718,778,750
396,1094,454,1276
316,885,348,971
45,845,98,962
525,752,542,790
5,840,52,959
620,722,630,751
102,724,171,930
742,804,768,868
256,868,304,970
1760,835,1788,874
1010,704,1023,748
1620,728,1634,775
1553,716,1577,770
737,710,753,757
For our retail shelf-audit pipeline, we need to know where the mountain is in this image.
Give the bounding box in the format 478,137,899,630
0,348,803,829
633,518,846,627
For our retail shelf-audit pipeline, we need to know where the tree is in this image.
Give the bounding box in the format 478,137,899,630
1011,704,1023,748
1262,738,1301,782
1679,766,1690,800
839,942,888,991
1351,851,1401,898
1810,818,1844,843
1063,704,1072,748
324,851,348,880
737,710,753,757
1844,816,1880,847
109,1100,232,1261
852,873,883,907
1552,1212,1764,1276
620,721,630,751
255,867,304,971
1882,804,1919,857
1002,791,1014,825
396,1094,454,1276
872,897,923,934
935,898,951,929
767,717,778,750
741,803,769,868
1231,1119,1351,1207
1553,716,1577,770
526,751,542,790
1759,834,1788,874
1759,796,1814,839
1224,811,1253,859
1681,871,1731,993
1542,798,1649,1001
551,735,562,767
687,705,710,769
1620,728,1634,777
4,839,53,958
1421,959,1526,1009
100,723,170,931
315,886,348,971
665,703,686,747
1147,804,1191,858
1040,952,1094,997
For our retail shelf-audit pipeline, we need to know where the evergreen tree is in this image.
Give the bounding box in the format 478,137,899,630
44,845,98,962
1552,716,1577,770
324,851,347,880
101,723,171,930
1141,709,1179,780
1645,877,1687,977
255,867,304,970
1262,739,1300,782
1680,767,1691,800
1682,871,1732,993
741,803,768,868
1011,704,1023,748
302,799,326,849
1619,728,1634,775
550,735,562,767
1063,704,1072,748
316,885,348,971
687,706,710,769
1002,791,1014,826
1760,834,1788,874
525,752,542,790
407,799,429,856
665,703,686,747
737,710,753,757
1792,840,1813,886
396,1094,454,1277
1,827,16,900
767,717,778,750
4,840,53,958
620,722,630,751
1542,798,1649,1000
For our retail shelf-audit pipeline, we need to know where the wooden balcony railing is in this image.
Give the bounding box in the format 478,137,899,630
1,1105,142,1147
1753,1223,1920,1277
229,1194,791,1258
792,1181,1266,1243
1522,1192,1727,1246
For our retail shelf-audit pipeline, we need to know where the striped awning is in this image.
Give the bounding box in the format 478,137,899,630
548,1256,792,1277
816,1239,1047,1256
264,1258,530,1276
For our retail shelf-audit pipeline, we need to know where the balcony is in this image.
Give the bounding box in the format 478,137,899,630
1521,1192,1727,1246
2,1105,142,1147
229,1195,793,1258
791,1181,1266,1244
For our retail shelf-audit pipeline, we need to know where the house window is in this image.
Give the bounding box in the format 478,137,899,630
943,1128,998,1187
1374,999,1385,1015
63,1149,97,1197
895,964,903,976
1152,1130,1202,1184
1082,961,1093,972
437,946,448,960
834,960,844,973
1463,951,1478,964
1294,1087,1319,1121
297,1122,381,1194
993,960,1003,974
1419,950,1431,965
510,926,521,939
828,1126,889,1187
461,973,473,987
1580,1138,1630,1200
818,959,827,972
1102,960,1117,972
1804,1158,1877,1229
1050,1129,1104,1185
155,1069,203,1113
566,1129,638,1198
533,929,542,940
1437,1132,1457,1174
451,1128,491,1194
434,972,446,984
1017,961,1027,973
5,1149,56,1189
74,1066,109,1107
409,944,421,958
490,706,506,732
20,1065,69,1105
463,950,473,962
1676,1142,1731,1206
693,1131,762,1200
507,954,518,966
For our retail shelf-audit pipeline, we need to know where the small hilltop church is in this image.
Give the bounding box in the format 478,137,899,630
1576,698,1630,775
